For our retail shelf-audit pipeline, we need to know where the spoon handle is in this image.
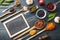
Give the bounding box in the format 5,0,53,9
55,1,60,5
2,5,14,13
27,29,46,40
0,12,8,19
0,6,15,19
13,26,35,40
19,9,23,12
20,34,30,40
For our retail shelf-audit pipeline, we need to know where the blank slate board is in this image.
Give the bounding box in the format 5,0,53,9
3,14,30,38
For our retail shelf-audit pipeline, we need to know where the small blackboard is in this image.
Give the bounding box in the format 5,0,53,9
3,14,30,38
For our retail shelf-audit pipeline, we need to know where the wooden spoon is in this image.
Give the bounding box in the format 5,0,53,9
19,20,45,40
2,0,20,13
0,6,28,20
0,7,16,19
0,0,20,19
13,20,45,40
27,22,55,40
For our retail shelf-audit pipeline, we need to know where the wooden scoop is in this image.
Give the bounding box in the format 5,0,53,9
13,20,45,40
0,6,28,20
0,8,16,19
0,0,21,19
27,22,55,40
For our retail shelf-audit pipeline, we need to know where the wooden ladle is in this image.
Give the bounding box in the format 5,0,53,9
27,22,55,40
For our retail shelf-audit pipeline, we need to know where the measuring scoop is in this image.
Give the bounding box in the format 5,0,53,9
47,1,60,11
27,22,55,40
13,20,45,40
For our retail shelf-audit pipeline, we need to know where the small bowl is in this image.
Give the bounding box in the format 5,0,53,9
34,20,45,29
36,9,47,19
47,3,56,12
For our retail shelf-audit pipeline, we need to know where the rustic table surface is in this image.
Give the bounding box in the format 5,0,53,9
0,0,60,40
